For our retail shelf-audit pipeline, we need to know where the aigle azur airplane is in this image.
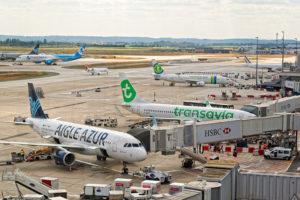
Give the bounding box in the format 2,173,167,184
152,60,239,86
119,73,256,122
0,83,147,172
16,45,86,65
0,43,40,61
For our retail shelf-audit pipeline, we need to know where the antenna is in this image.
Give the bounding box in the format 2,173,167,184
276,33,278,48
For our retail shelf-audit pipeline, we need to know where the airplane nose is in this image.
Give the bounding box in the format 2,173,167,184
138,147,147,161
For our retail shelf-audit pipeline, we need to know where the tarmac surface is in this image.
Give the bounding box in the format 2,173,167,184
0,55,295,196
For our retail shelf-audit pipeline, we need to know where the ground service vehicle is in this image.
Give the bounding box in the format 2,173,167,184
133,166,172,183
264,147,292,160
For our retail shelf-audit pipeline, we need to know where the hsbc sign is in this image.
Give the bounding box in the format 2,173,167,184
197,120,241,143
204,127,231,137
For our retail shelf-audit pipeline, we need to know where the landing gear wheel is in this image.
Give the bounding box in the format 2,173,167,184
122,162,128,174
97,155,106,161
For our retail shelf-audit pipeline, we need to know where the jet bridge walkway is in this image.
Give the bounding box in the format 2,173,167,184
150,113,300,152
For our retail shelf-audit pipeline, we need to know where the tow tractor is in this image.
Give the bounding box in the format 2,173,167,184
26,148,52,161
132,165,172,183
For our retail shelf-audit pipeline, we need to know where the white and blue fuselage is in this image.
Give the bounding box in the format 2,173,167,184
27,117,147,163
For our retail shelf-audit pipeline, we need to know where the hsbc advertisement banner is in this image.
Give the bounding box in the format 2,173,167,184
196,120,242,143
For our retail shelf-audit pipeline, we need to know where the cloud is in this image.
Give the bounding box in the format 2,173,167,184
0,0,299,38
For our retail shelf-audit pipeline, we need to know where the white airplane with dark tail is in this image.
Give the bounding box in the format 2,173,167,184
244,56,282,72
0,83,147,173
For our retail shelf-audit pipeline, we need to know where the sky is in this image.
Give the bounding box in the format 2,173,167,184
0,0,299,39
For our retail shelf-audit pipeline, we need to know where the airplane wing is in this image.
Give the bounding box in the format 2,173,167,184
0,120,32,125
0,140,104,151
184,79,199,84
76,159,99,167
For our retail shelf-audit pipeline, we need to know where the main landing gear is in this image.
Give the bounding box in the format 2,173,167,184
97,155,107,161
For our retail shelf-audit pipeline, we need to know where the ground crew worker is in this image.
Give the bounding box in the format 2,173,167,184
263,143,267,149
20,149,25,158
233,149,237,157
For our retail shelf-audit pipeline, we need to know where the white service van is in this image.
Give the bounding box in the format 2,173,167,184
264,147,292,160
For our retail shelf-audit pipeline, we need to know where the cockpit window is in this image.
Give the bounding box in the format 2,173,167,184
139,143,143,147
127,143,132,147
132,143,139,147
123,143,128,147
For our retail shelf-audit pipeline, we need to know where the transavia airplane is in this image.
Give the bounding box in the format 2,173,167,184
0,83,146,172
244,56,282,72
152,60,238,86
85,64,109,75
0,44,39,61
16,45,86,65
119,73,256,122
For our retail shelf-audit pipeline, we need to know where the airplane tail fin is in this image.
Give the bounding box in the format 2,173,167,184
205,96,211,107
152,59,164,75
28,83,47,119
119,73,148,104
85,64,90,72
244,56,251,64
74,45,86,57
29,43,40,55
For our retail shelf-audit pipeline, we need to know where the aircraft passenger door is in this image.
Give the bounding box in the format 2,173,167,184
112,141,117,152
137,105,141,115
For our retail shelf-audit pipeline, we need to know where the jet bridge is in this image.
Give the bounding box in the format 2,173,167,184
149,113,300,151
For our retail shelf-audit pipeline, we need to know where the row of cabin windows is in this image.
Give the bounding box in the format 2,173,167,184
123,143,143,148
144,109,174,114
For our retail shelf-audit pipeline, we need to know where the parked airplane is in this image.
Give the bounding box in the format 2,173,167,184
244,56,282,72
86,65,109,75
119,73,256,122
16,45,86,65
152,60,238,86
0,44,39,61
0,83,146,172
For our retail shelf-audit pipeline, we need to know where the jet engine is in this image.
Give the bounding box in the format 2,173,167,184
54,149,76,166
196,81,205,86
45,60,53,65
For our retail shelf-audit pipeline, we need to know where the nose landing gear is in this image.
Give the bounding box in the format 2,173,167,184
122,162,128,174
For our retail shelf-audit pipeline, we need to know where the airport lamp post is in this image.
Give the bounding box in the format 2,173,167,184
256,37,258,89
281,31,285,72
295,38,298,55
295,38,298,68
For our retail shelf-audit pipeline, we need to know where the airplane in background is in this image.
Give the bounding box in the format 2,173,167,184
152,60,238,86
0,83,146,173
244,56,282,72
119,73,256,122
16,45,86,65
0,44,39,61
85,64,109,75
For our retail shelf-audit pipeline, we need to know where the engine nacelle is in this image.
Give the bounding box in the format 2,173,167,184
45,60,53,65
54,150,76,166
196,81,205,86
